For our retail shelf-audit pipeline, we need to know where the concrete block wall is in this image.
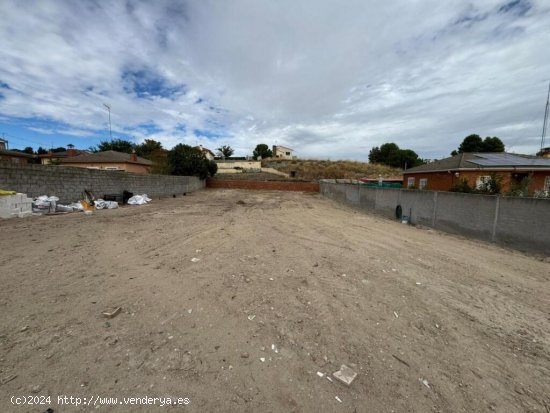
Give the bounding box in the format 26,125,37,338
320,181,550,255
0,193,33,219
435,192,495,241
0,162,205,203
495,197,550,253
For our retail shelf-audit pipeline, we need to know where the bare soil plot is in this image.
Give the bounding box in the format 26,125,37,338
1,189,548,412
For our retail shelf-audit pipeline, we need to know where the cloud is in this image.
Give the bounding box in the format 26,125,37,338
0,0,549,159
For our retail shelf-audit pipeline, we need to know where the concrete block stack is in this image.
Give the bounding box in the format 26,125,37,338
0,193,33,219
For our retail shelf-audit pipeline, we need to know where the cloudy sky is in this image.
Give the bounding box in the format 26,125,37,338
1,0,549,160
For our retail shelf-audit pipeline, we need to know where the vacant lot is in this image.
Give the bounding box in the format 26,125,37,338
1,189,548,412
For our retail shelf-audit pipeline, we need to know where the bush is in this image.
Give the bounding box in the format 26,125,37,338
477,174,502,195
449,178,476,193
208,160,218,176
167,144,216,179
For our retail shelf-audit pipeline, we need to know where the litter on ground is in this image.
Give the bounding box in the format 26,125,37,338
127,194,152,205
333,364,357,386
102,307,122,319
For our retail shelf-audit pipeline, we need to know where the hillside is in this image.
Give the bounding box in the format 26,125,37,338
261,159,402,181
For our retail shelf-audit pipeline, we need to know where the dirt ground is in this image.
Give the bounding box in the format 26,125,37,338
1,189,549,413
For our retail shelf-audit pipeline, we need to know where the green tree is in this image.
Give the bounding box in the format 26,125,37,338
217,145,234,158
454,134,505,154
37,147,48,155
97,138,135,153
253,143,272,159
135,139,163,159
369,142,423,169
167,144,215,179
482,136,505,152
22,146,35,154
458,134,484,153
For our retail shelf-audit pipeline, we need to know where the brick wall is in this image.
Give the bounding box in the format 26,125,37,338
320,181,550,255
0,162,204,203
206,179,319,192
403,171,550,192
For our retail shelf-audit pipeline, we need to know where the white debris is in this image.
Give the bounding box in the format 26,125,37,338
271,344,279,353
127,194,152,205
269,277,274,281
326,376,333,382
420,378,430,388
333,364,357,386
394,311,399,318
415,282,422,285
316,372,324,378
190,257,200,263
187,309,192,314
247,315,256,321
335,396,342,403
94,199,118,209
260,357,265,362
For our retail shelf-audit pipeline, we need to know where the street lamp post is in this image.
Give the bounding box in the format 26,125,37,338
103,103,112,140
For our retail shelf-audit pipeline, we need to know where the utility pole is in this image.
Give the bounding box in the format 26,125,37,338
103,103,112,140
541,82,550,152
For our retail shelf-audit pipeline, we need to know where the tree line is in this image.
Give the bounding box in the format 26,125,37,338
368,134,505,169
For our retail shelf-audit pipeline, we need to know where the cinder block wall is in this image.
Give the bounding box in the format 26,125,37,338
320,181,550,255
0,162,205,203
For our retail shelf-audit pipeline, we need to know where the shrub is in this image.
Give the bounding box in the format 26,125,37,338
449,178,476,193
167,144,216,179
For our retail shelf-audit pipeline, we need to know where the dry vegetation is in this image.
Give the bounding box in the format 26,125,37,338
262,158,402,181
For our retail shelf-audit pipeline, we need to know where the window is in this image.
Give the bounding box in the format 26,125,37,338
419,178,428,190
545,176,550,192
285,152,291,156
407,177,415,189
104,166,120,170
476,175,490,189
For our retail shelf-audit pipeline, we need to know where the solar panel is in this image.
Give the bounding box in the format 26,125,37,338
471,153,550,167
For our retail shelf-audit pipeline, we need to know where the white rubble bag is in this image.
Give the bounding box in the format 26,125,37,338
127,194,152,205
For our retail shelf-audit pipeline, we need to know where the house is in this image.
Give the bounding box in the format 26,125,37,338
60,150,153,174
0,138,35,164
403,152,550,193
38,145,88,164
272,145,294,159
197,145,215,161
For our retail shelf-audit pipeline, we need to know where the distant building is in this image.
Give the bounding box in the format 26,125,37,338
0,138,35,164
197,145,215,161
60,150,153,174
273,145,294,159
403,152,550,192
39,145,89,164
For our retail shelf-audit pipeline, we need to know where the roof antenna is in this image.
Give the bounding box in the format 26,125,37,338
541,81,550,152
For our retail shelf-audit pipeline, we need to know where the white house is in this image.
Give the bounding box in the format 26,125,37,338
273,145,294,159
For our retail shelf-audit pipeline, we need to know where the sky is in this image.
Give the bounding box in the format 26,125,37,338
0,0,549,160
